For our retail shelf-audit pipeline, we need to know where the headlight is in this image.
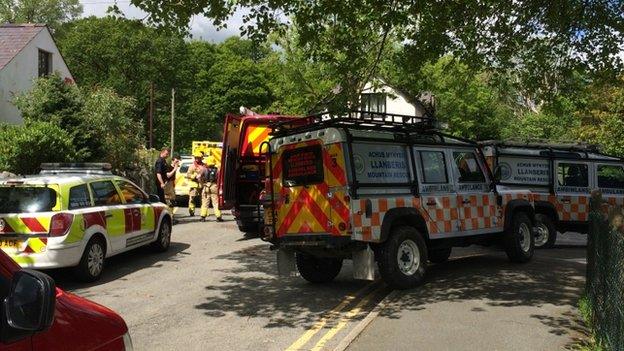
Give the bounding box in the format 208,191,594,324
123,332,133,351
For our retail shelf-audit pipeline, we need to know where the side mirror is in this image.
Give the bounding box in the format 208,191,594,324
4,270,56,332
149,194,161,203
492,165,502,183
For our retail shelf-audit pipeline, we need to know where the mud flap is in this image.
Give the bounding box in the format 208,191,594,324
352,246,375,281
277,248,297,277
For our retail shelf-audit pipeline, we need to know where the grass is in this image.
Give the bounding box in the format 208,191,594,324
576,295,606,351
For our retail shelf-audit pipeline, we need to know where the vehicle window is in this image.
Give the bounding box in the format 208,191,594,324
179,162,191,174
89,181,122,206
0,187,57,213
452,151,485,183
419,151,448,183
69,184,91,210
557,163,588,187
597,164,624,189
117,181,146,204
282,144,324,187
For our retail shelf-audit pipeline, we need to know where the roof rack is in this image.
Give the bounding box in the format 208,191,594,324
478,140,601,153
39,163,113,175
270,110,437,137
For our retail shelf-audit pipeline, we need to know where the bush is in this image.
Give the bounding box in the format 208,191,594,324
0,121,77,175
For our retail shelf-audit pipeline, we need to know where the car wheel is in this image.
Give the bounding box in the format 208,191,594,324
151,219,171,252
295,253,343,283
534,214,557,249
75,236,106,282
428,247,452,263
504,212,535,263
378,226,428,290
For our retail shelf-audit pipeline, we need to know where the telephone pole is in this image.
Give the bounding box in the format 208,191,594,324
148,82,154,149
170,88,175,156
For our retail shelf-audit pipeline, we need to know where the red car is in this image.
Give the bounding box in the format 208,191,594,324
0,249,131,351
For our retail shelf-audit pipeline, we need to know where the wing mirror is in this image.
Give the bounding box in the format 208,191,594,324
4,270,56,332
149,194,161,203
492,165,502,183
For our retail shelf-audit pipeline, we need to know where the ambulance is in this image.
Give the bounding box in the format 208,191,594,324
0,163,172,281
175,141,222,202
480,141,624,248
262,112,536,289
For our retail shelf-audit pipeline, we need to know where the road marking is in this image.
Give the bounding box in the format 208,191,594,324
310,284,386,351
285,282,378,351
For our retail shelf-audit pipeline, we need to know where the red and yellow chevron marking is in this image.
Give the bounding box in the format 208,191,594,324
271,141,351,237
0,216,50,234
242,125,271,156
22,237,48,254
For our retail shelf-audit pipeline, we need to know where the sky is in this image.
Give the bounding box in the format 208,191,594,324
79,0,244,42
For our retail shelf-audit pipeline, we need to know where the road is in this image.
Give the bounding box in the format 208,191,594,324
47,211,587,351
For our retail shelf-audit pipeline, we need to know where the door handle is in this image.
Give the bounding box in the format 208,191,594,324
426,200,436,206
561,199,571,204
105,212,114,218
462,199,471,204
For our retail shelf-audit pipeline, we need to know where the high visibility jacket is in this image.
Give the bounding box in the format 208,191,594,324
186,162,206,188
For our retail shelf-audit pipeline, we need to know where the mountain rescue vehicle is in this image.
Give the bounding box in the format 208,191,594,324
261,112,536,289
218,109,297,233
480,140,624,248
0,163,172,282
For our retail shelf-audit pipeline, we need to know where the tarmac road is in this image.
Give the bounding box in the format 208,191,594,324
46,211,588,351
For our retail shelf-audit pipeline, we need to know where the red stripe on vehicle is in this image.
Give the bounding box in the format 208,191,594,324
0,220,15,234
84,211,106,229
124,209,134,233
153,207,164,228
21,217,46,233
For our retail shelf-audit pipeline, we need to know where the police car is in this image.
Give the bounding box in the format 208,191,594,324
0,163,172,281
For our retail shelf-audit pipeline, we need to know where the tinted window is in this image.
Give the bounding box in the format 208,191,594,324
597,165,624,189
420,151,447,183
89,181,122,206
0,187,57,213
118,181,146,204
282,145,324,187
452,151,485,183
69,184,91,210
557,163,588,187
179,162,191,174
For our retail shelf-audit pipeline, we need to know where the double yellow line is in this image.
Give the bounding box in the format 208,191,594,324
285,282,385,351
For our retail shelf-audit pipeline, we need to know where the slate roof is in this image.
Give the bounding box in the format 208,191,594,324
0,24,46,71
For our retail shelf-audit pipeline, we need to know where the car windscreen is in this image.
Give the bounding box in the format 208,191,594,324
282,144,324,187
0,186,57,213
179,162,191,173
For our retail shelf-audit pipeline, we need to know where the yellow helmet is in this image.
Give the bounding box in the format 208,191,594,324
193,151,203,158
206,156,216,166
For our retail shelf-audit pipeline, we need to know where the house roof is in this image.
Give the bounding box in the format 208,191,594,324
0,23,47,71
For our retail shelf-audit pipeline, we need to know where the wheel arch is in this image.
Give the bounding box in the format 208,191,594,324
534,201,558,223
380,207,430,242
504,199,535,231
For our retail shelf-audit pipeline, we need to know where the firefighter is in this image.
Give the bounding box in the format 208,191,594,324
201,156,223,222
186,151,205,216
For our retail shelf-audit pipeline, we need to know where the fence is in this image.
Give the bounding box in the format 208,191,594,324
586,191,624,350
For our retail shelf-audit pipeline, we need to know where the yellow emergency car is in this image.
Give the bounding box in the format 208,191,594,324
174,157,194,201
0,163,172,282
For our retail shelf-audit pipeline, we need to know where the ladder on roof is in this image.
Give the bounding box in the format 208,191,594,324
270,110,437,137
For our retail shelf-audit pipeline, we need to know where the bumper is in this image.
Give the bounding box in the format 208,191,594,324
6,243,84,269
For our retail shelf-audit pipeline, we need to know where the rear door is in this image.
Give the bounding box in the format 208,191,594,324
88,180,126,253
595,162,624,210
116,180,155,248
554,161,592,223
219,114,243,209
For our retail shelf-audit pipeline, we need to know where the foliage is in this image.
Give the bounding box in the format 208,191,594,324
0,0,82,31
0,121,76,174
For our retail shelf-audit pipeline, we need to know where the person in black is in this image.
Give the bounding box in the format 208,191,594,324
154,147,171,202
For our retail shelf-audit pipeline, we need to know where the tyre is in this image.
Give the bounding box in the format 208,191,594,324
151,219,172,252
74,236,106,282
504,212,534,263
534,214,557,249
295,253,343,283
428,248,452,263
378,226,428,289
238,222,259,234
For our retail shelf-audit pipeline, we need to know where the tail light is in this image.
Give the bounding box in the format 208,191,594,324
49,213,74,237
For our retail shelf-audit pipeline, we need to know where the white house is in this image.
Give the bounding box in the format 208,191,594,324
0,24,74,124
360,79,431,118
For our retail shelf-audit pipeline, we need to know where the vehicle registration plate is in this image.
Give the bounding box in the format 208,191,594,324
0,239,22,249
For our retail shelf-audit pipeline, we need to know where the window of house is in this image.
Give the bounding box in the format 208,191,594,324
557,163,588,187
38,49,52,77
452,151,486,183
419,151,448,184
361,93,386,113
597,164,624,189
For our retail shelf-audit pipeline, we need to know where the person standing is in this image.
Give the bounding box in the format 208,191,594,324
186,152,205,216
200,156,222,222
154,147,171,203
164,154,180,216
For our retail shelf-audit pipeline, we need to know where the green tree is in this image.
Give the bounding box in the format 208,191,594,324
0,121,76,174
0,0,82,31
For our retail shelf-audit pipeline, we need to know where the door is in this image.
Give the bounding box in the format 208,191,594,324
595,163,624,211
415,148,459,236
219,114,243,209
88,180,126,253
554,161,592,223
450,149,499,233
116,181,155,248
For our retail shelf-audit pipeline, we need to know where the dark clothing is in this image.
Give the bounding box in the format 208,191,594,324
154,156,168,202
206,165,218,182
